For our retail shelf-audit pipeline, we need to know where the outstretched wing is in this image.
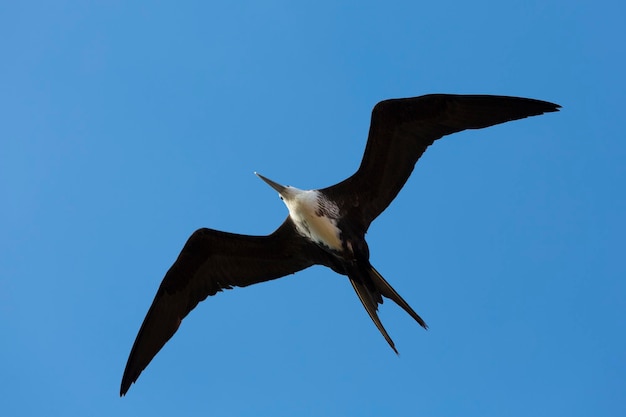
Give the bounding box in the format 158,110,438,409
323,94,560,229
120,218,315,396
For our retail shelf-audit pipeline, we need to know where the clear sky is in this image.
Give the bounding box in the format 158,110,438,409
1,1,624,416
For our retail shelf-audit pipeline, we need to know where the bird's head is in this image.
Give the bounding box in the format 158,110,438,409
254,172,300,205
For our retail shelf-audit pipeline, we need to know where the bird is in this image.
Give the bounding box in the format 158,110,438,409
120,94,560,396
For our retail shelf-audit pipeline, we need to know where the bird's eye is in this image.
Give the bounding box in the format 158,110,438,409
279,195,284,200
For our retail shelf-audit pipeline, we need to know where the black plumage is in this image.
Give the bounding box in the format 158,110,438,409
120,94,560,396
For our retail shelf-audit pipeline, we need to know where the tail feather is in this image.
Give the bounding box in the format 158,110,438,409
369,266,428,330
349,277,399,354
348,264,427,353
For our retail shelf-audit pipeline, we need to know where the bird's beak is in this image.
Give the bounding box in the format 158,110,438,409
255,172,287,194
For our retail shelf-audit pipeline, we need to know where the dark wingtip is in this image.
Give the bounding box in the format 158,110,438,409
520,97,561,117
120,368,139,397
119,380,130,397
542,100,561,113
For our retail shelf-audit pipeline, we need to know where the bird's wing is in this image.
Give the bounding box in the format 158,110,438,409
323,94,560,229
120,218,316,396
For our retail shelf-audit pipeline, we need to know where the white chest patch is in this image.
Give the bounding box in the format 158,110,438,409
284,190,343,251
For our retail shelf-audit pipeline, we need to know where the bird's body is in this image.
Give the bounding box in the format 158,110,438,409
121,94,560,396
272,185,344,252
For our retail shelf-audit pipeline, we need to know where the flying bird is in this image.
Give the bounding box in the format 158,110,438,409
120,94,560,396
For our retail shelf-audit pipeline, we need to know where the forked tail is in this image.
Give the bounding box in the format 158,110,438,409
349,264,427,353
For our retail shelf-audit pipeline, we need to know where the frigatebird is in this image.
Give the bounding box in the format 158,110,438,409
120,94,559,396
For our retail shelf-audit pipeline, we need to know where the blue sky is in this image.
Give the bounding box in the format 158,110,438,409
1,1,624,416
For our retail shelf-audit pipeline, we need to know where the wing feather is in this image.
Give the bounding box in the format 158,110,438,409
324,94,560,228
120,218,316,395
